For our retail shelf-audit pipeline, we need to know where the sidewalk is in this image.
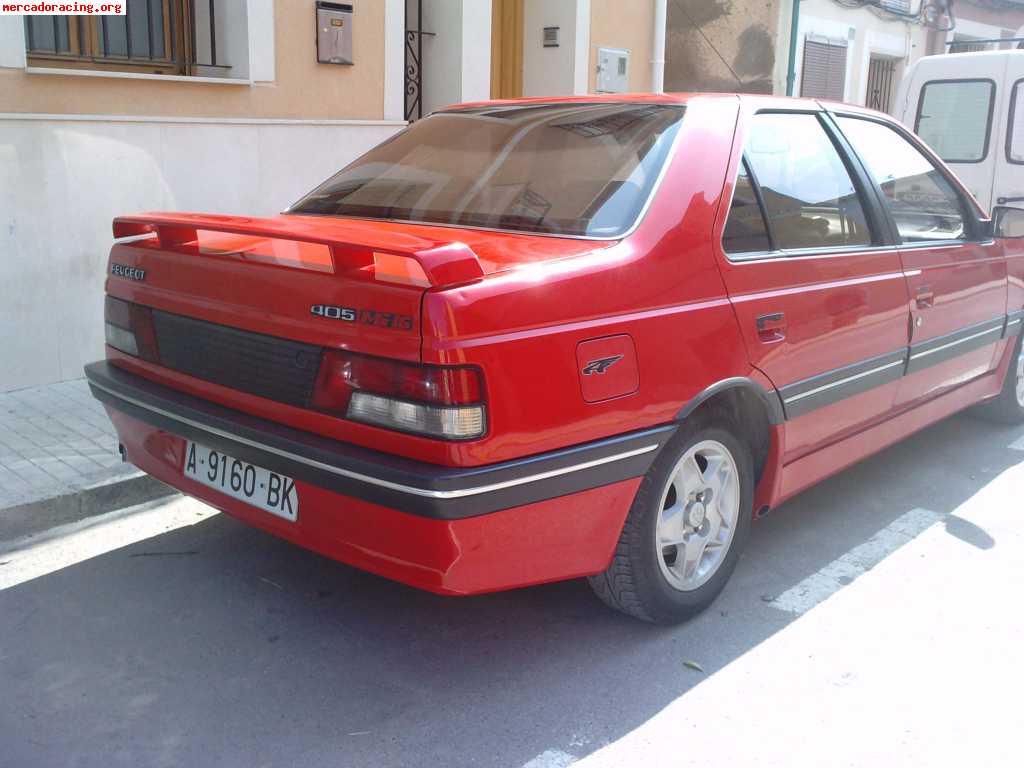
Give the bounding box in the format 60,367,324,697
0,378,139,510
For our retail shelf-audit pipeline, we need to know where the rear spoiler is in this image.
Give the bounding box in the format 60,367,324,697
112,212,485,287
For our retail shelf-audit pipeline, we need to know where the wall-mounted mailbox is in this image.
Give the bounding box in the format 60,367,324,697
316,2,354,65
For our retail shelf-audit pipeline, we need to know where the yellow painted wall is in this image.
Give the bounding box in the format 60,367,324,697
589,0,654,93
0,0,387,119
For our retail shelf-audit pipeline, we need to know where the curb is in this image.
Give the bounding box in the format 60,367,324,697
0,473,178,544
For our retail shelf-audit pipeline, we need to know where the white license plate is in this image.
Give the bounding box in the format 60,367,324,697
184,441,298,521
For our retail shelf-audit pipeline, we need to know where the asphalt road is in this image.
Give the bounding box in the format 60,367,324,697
2,411,1023,768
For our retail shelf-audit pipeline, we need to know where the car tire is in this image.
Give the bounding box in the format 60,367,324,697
975,332,1024,425
588,410,754,624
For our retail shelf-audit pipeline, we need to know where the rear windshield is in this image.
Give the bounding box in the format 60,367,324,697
289,103,685,238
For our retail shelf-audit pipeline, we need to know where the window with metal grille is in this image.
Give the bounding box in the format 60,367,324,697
866,57,897,113
800,37,848,102
949,36,992,54
879,0,911,13
24,0,226,76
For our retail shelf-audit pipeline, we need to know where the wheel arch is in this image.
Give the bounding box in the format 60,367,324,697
676,377,784,426
675,377,784,493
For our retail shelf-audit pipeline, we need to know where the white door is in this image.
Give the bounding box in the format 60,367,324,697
907,56,1008,211
993,55,1024,212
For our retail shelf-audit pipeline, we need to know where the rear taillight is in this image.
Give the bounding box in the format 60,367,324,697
312,351,486,440
104,296,159,362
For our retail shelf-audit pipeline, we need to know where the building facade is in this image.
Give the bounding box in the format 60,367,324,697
665,0,781,94
935,0,1024,53
0,0,660,392
778,0,1024,114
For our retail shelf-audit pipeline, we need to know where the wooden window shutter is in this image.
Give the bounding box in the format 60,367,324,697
801,37,848,102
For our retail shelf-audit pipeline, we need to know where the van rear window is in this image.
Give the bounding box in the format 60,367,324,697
914,79,994,163
289,103,684,238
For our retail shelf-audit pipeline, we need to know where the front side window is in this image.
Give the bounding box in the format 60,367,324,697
915,80,994,163
742,113,872,251
1008,80,1024,165
290,103,685,238
838,117,966,243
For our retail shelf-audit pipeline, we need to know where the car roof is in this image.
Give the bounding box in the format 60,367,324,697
439,92,894,122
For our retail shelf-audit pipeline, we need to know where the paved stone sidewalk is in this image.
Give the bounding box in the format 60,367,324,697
0,379,139,510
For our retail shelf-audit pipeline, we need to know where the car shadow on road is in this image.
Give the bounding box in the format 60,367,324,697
1,412,1021,768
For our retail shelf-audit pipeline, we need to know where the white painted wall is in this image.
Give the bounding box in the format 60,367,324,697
573,0,591,95
422,0,464,112
247,0,276,82
0,116,404,392
0,16,26,69
220,0,252,79
421,0,491,114
523,0,577,96
383,0,406,119
461,0,492,103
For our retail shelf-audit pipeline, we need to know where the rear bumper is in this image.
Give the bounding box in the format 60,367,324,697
85,361,667,593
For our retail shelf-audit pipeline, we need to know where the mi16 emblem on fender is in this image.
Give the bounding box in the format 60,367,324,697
582,355,623,375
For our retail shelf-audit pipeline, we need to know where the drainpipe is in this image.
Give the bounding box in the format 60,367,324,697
652,0,667,92
785,0,801,96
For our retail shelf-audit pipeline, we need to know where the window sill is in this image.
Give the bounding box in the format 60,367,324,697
25,66,252,86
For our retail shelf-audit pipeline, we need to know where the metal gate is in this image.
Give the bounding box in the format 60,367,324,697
866,57,897,113
404,0,434,121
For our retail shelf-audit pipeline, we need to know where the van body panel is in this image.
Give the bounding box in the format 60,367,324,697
896,50,1023,213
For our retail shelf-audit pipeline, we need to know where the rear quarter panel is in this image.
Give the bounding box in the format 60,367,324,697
422,97,756,465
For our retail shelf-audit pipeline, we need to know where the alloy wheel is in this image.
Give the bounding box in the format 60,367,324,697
655,440,741,592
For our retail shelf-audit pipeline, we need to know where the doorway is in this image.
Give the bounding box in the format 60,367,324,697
491,0,523,99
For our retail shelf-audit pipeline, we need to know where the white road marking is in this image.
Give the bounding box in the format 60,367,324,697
770,507,943,615
521,750,576,768
1010,434,1024,452
0,496,218,591
573,462,1024,767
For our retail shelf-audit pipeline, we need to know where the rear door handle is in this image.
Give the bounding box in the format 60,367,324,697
756,312,786,342
915,286,935,309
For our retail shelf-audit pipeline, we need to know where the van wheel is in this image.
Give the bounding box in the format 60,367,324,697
589,413,753,624
976,333,1024,424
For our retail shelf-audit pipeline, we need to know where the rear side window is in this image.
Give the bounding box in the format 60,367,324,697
722,160,771,254
742,113,872,251
838,117,965,243
1008,79,1024,165
914,79,994,163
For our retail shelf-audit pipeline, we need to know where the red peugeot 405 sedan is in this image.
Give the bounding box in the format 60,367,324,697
86,94,1024,623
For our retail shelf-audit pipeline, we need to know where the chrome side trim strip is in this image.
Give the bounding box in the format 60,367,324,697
783,360,905,405
89,379,660,500
909,326,1003,361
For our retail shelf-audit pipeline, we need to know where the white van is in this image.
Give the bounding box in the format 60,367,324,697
895,49,1024,213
